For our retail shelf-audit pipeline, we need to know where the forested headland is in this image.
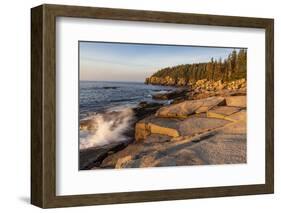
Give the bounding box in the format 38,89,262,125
145,49,247,86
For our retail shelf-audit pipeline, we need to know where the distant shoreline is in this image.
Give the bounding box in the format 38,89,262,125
80,80,145,84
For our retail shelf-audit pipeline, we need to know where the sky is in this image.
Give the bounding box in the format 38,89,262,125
80,41,239,82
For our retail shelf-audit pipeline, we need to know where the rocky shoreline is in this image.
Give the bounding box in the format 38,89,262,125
79,78,247,170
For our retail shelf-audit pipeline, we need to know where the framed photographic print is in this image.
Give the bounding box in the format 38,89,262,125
31,4,274,208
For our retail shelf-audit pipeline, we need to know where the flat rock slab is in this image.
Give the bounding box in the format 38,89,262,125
218,119,246,134
225,96,246,108
189,120,246,165
155,96,225,118
156,100,202,118
227,110,246,122
207,106,241,120
178,117,230,136
142,133,172,143
135,115,230,141
135,116,181,140
100,120,246,169
195,97,226,113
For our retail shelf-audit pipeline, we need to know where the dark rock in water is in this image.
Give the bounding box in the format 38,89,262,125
151,88,172,92
102,86,119,89
152,88,187,100
79,142,129,170
137,101,162,108
138,101,150,108
133,102,163,121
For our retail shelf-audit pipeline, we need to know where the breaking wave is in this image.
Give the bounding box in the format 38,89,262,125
80,108,135,149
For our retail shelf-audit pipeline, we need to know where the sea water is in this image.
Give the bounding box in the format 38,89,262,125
79,81,174,149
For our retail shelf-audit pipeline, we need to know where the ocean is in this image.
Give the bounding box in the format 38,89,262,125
79,81,174,119
79,81,175,149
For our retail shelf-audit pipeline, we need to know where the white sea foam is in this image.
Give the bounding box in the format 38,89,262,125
79,108,134,149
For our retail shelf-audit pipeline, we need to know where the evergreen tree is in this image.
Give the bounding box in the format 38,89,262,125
151,49,247,83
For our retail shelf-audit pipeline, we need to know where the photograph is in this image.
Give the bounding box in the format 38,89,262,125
79,42,247,170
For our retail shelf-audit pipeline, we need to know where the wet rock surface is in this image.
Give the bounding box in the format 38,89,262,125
79,142,129,170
